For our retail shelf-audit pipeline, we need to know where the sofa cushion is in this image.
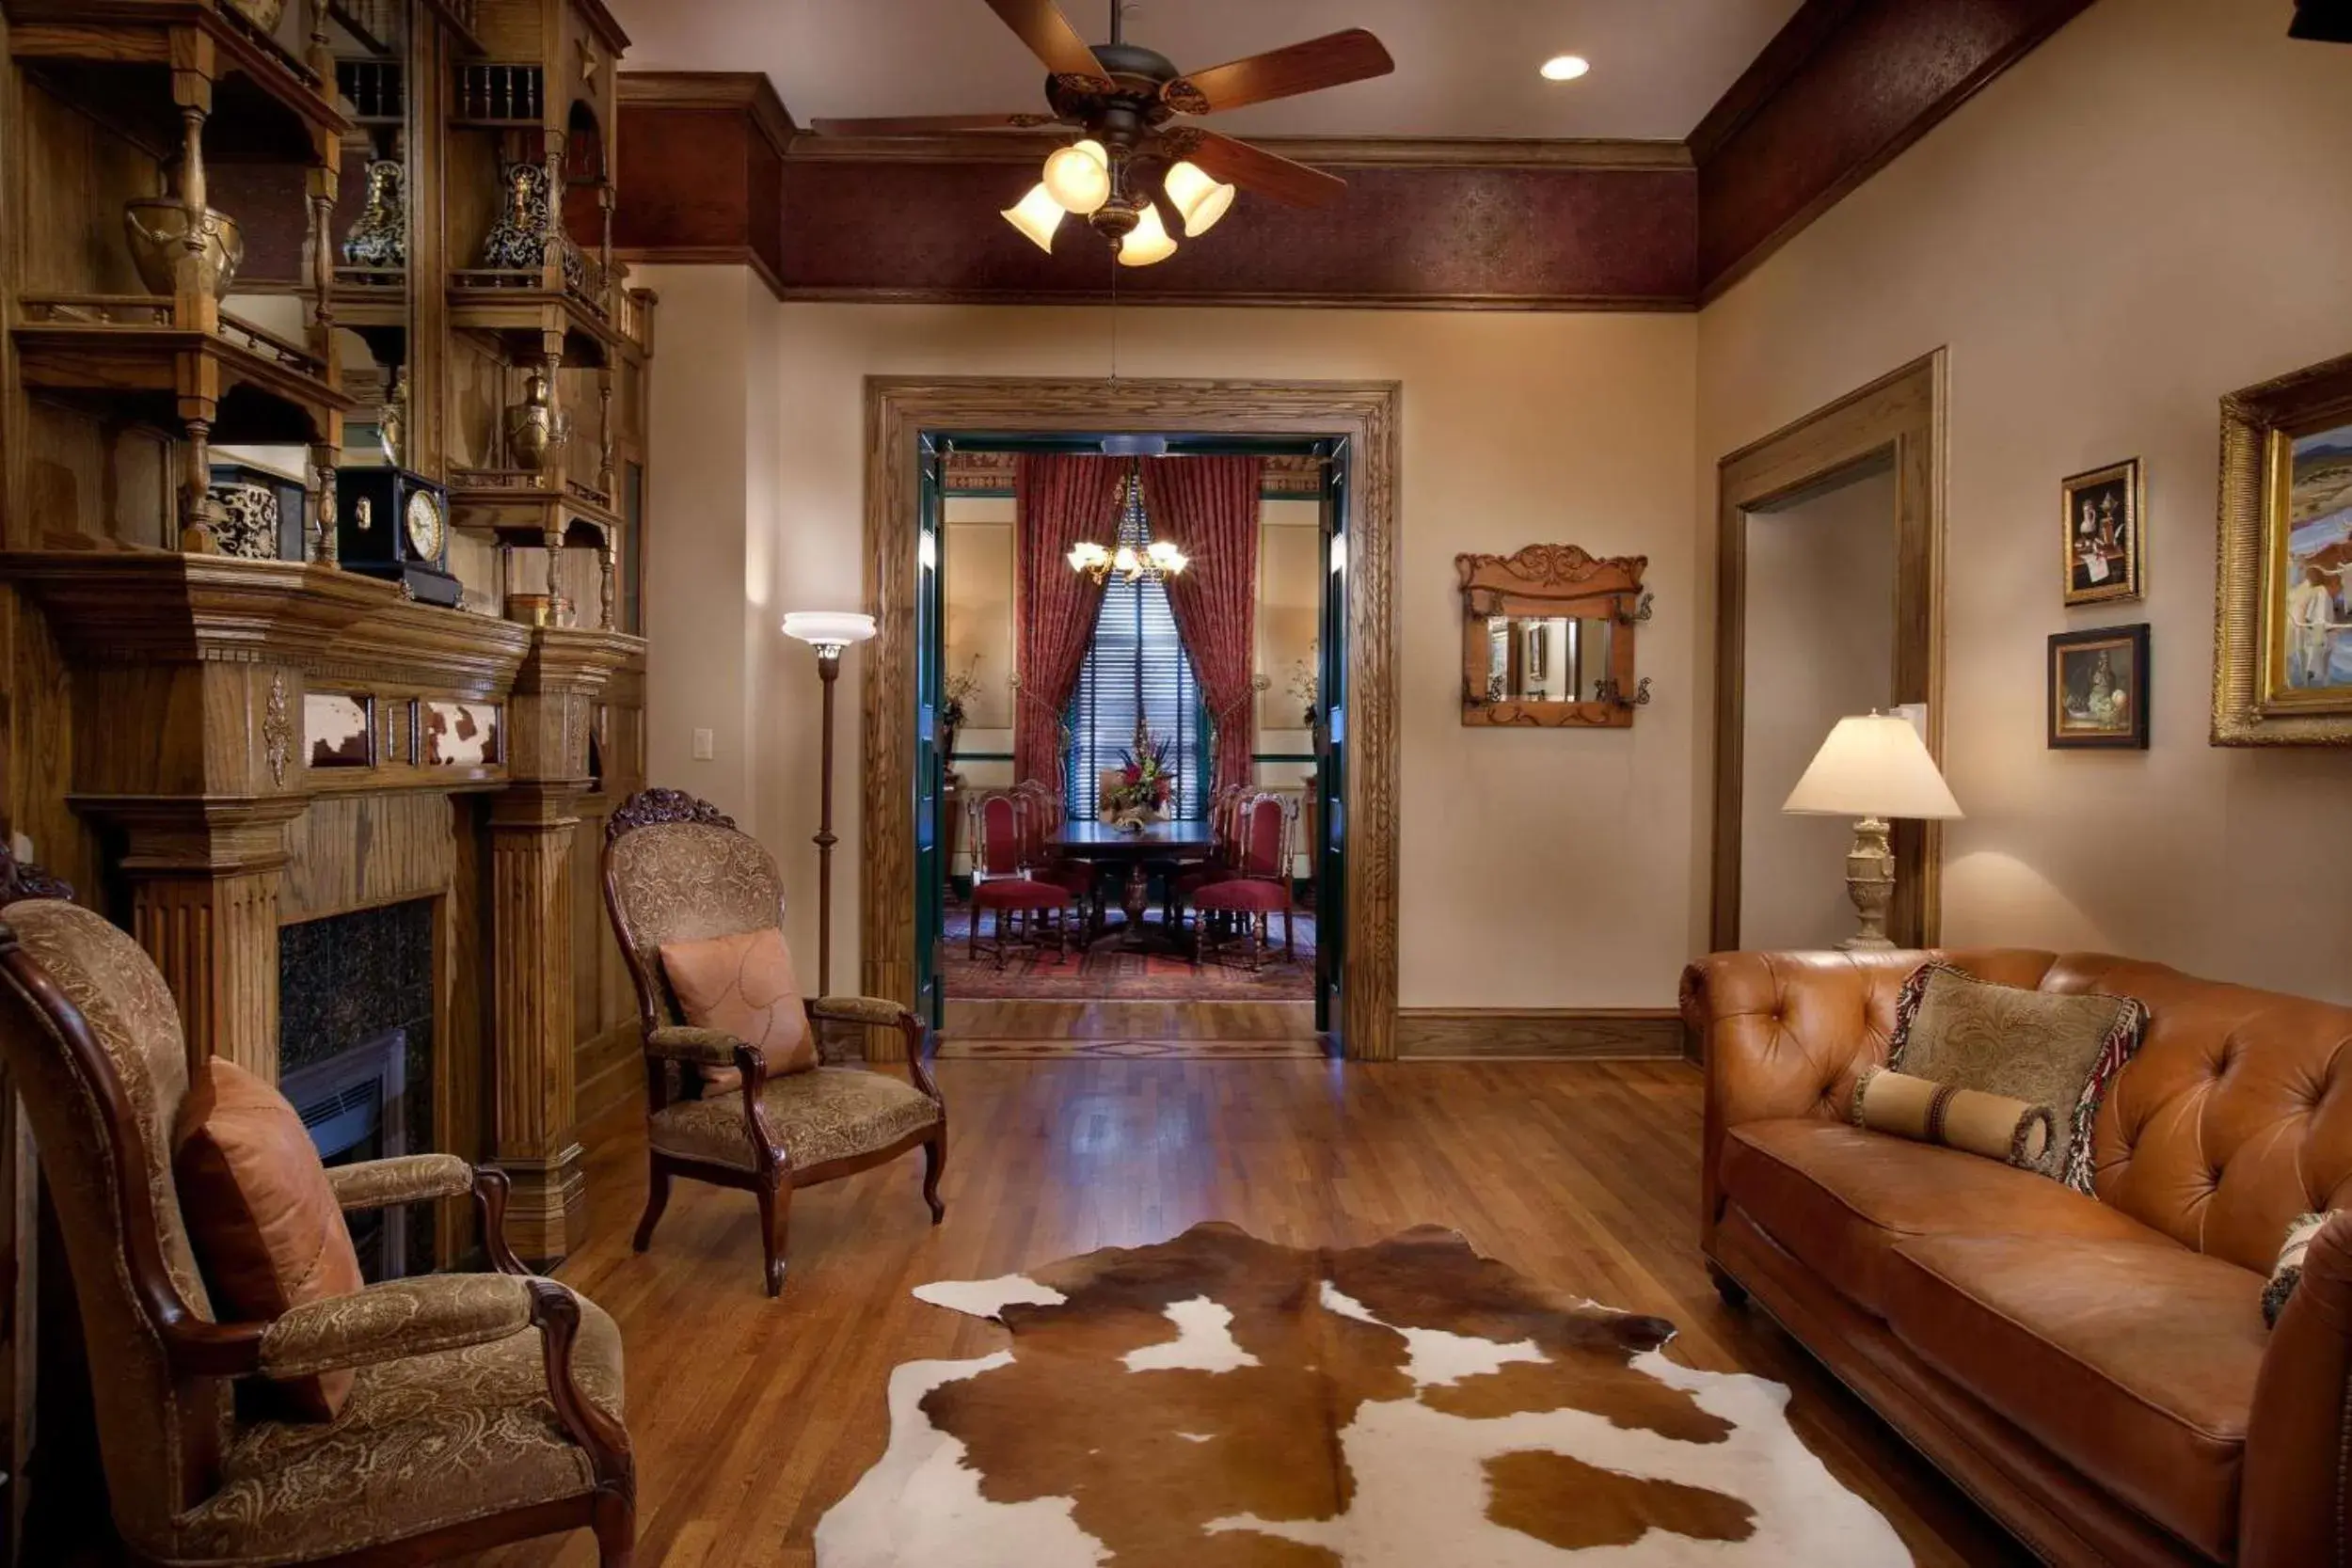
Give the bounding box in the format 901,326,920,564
1884,1232,2265,1561
1719,1120,2169,1317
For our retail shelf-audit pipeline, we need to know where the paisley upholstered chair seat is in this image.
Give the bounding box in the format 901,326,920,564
648,1065,941,1172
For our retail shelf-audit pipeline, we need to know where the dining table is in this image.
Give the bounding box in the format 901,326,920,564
1046,818,1216,950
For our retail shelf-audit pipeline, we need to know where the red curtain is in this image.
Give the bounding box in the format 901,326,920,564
1012,454,1125,790
1143,455,1263,797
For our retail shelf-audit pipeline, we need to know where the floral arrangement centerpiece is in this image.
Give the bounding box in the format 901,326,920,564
1104,722,1175,832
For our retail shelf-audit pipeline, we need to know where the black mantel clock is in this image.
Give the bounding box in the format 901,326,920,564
335,467,462,607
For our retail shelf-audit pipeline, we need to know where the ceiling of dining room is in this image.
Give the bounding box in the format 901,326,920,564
606,0,1810,143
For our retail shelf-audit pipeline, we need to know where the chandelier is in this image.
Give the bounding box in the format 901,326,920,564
1069,466,1188,583
1003,138,1234,268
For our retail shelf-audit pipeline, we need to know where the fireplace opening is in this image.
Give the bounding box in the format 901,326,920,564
278,897,437,1275
281,1028,408,1280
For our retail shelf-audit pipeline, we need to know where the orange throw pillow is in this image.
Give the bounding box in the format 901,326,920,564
659,927,815,1076
172,1058,365,1420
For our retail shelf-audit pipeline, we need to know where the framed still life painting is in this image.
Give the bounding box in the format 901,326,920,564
2049,624,2149,750
2061,458,2143,605
2214,349,2352,744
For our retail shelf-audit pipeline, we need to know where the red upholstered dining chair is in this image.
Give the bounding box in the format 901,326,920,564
966,790,1077,968
1168,784,1248,931
1014,778,1096,920
1192,792,1301,971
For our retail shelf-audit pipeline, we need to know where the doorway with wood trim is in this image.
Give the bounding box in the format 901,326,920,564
862,379,1402,1062
1711,352,1948,952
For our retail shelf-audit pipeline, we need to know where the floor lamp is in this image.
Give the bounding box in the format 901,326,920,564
783,610,878,995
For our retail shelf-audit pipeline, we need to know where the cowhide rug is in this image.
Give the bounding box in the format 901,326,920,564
817,1223,1908,1566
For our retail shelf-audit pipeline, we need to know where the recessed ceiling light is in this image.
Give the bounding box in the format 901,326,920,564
1540,54,1591,82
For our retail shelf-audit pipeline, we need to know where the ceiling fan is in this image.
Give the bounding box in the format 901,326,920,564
807,0,1395,265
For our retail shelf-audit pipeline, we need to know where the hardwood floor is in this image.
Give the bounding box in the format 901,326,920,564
464,1059,2029,1568
940,996,1324,1055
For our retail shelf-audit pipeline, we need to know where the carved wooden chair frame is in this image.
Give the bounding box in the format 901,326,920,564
0,851,635,1568
600,791,946,1297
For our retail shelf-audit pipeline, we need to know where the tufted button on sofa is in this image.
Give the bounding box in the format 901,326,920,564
1683,947,2352,1568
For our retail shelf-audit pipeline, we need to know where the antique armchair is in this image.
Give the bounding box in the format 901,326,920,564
601,790,946,1296
1192,791,1302,970
1013,777,1097,916
1168,783,1248,929
0,860,633,1568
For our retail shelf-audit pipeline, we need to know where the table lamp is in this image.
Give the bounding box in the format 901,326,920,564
783,610,878,994
1782,711,1963,951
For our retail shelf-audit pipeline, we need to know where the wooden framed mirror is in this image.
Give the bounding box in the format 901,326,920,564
1456,546,1651,727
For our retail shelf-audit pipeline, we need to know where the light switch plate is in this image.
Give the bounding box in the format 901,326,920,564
691,728,715,761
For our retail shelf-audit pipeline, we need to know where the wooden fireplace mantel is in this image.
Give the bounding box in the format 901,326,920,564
0,548,645,1261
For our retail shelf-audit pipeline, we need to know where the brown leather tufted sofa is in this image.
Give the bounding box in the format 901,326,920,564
1683,947,2352,1568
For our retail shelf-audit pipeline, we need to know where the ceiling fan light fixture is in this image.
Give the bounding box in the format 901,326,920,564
1002,182,1067,252
1042,138,1112,214
1118,199,1179,267
1540,54,1591,81
1163,160,1236,236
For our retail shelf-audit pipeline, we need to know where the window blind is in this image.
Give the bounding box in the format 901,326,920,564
1068,482,1202,820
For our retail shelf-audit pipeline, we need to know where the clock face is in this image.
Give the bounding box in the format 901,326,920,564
404,487,445,562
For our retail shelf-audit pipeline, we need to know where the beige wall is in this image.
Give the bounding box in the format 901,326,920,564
1698,0,2352,999
644,299,1699,1010
1737,464,1899,950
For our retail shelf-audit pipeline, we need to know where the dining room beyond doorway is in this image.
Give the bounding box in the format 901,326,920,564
922,434,1339,1057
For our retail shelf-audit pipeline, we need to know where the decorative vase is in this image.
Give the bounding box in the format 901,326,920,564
207,481,281,561
123,200,244,298
504,372,573,471
340,159,407,272
480,159,589,294
377,367,408,467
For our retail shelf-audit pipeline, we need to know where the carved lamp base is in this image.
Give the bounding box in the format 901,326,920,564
1838,815,1899,952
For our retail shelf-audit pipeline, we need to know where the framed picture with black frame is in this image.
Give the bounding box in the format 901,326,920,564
2048,624,2151,750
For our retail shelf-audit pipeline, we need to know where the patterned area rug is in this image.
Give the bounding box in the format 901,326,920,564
818,1224,1906,1566
943,905,1316,1002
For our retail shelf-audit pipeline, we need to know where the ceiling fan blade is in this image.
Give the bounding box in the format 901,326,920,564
1171,130,1346,208
980,0,1112,86
1162,28,1394,117
808,112,1057,137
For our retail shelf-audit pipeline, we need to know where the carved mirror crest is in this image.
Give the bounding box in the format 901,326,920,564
1456,546,1652,728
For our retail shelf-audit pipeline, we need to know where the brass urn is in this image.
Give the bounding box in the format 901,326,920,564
504,372,573,472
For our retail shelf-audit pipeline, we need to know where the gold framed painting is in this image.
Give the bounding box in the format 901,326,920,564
2060,458,2143,605
2214,349,2352,744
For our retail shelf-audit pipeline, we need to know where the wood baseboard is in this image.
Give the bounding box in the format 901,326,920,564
1392,1008,1682,1060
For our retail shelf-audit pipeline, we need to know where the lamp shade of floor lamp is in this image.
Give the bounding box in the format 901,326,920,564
1782,712,1963,951
783,610,878,994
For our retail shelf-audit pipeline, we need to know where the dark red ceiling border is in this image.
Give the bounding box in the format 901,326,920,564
1692,0,2097,299
612,1,2090,310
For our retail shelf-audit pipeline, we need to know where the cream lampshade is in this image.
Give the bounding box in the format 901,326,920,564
1162,160,1235,235
782,610,878,653
1001,182,1067,253
1783,712,1962,950
1118,200,1178,267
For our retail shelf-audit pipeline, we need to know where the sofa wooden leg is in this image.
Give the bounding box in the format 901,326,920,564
922,1125,947,1223
756,1178,792,1297
1707,1260,1749,1309
631,1160,670,1253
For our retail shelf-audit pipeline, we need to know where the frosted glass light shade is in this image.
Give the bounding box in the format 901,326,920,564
1163,160,1235,236
1002,182,1066,252
1118,200,1178,267
1784,713,1963,820
1068,541,1110,571
1042,139,1111,215
783,610,878,649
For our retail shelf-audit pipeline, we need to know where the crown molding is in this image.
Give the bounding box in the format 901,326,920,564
784,134,1691,171
618,71,795,160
